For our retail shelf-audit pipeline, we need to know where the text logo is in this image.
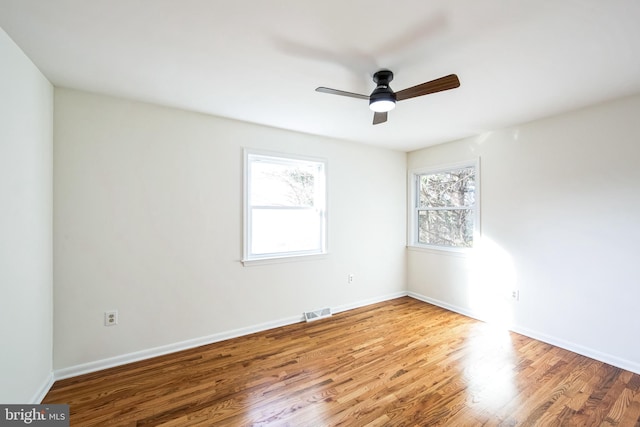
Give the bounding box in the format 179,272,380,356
0,405,69,426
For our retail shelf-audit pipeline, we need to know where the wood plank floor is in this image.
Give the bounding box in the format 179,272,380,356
43,297,640,426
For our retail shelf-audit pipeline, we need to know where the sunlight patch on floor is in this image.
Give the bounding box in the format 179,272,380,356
461,322,520,415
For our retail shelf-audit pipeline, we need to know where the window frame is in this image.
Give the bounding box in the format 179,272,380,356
243,149,328,265
407,158,480,253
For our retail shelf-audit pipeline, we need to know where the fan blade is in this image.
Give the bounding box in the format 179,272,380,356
395,74,460,101
373,111,387,125
316,87,369,100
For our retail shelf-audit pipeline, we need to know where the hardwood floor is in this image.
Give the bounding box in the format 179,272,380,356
43,297,640,426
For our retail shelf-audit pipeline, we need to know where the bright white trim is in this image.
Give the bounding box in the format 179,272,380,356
242,252,328,266
243,148,328,264
407,291,484,322
407,158,480,252
332,291,408,314
406,244,473,257
54,314,304,380
31,372,55,403
53,292,409,381
510,325,640,376
407,291,640,375
52,289,640,381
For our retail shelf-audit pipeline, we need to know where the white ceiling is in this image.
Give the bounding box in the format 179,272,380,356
1,0,639,152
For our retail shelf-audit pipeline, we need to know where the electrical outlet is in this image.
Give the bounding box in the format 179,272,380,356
348,274,354,284
104,310,118,326
510,290,520,301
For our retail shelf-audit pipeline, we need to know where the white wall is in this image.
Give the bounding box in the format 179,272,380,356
53,88,407,372
407,94,640,373
0,28,53,402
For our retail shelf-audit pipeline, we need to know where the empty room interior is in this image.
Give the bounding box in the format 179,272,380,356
2,1,640,425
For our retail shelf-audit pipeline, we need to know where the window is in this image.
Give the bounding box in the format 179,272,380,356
244,150,327,263
409,160,479,250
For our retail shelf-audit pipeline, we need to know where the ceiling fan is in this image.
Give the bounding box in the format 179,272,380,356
316,70,460,125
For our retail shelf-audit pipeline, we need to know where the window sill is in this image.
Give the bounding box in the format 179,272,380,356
406,244,473,258
241,253,328,267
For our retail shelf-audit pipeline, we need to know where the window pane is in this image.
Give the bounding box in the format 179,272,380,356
418,167,475,208
245,151,327,261
251,208,322,255
251,160,319,207
418,209,474,248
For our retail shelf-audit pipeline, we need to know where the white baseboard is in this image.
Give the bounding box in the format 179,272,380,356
509,325,640,376
54,314,304,380
407,291,640,375
54,291,409,381
57,290,639,382
407,292,485,322
32,371,55,403
333,290,408,315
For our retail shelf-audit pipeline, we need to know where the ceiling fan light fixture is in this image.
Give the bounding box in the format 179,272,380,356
369,99,395,112
316,69,460,125
369,88,396,112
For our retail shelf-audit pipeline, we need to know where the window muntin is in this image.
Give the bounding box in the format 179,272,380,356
244,151,327,262
411,162,478,250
